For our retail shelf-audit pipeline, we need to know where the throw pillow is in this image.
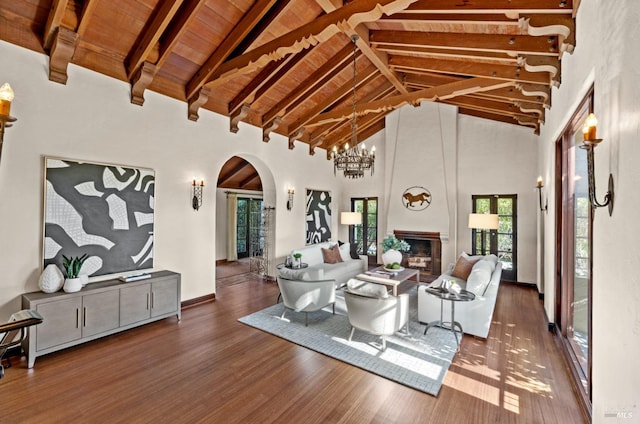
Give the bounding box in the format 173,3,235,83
450,256,479,280
322,244,343,264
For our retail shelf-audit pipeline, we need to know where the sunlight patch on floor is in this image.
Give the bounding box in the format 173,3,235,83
503,391,520,414
444,369,500,406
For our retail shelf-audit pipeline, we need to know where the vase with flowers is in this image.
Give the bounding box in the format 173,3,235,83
381,235,410,268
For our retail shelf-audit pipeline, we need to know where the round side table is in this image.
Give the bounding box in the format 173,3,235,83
423,287,476,351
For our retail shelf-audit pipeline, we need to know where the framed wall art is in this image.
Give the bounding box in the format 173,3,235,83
43,157,155,277
305,189,331,244
402,186,432,211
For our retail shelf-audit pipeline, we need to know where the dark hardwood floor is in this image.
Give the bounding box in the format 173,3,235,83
0,267,586,423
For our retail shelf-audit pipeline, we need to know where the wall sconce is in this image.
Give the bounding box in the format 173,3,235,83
468,213,499,256
536,176,548,213
192,179,204,210
286,188,294,211
0,83,17,166
580,113,614,216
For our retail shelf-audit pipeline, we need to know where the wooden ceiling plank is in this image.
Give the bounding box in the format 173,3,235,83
239,172,261,188
262,44,354,126
185,0,281,100
229,0,295,57
287,63,380,139
43,0,70,50
126,0,186,80
203,0,419,92
442,94,539,119
230,47,314,116
370,30,560,56
308,77,514,126
391,56,551,85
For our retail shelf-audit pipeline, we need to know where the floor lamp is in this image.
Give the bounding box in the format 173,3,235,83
468,213,499,256
341,212,362,257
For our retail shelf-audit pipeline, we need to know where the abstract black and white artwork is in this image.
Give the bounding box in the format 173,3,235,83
305,189,331,245
43,157,155,277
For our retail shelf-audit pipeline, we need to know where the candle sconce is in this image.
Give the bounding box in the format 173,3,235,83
192,180,204,211
536,177,548,213
0,83,17,166
286,188,295,211
580,113,614,216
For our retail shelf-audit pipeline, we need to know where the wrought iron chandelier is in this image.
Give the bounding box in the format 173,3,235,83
332,35,375,179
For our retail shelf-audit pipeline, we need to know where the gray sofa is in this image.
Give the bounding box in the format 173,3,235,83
277,242,367,289
417,253,503,339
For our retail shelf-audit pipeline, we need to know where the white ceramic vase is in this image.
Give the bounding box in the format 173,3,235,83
39,264,65,293
382,249,403,266
63,278,83,293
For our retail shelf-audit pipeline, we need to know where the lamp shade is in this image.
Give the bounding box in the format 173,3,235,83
340,211,362,225
468,213,499,230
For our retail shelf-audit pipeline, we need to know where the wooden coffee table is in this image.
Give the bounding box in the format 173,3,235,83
355,266,420,296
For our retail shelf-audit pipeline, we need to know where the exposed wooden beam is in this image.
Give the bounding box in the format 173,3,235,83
442,95,542,120
126,0,185,80
186,0,280,100
75,0,99,38
43,0,69,50
370,30,560,57
239,172,261,189
187,87,210,121
130,62,157,106
229,48,314,117
391,56,551,85
156,0,209,70
308,77,513,126
287,63,380,139
404,0,573,14
230,104,251,133
262,44,354,126
201,0,418,92
218,161,251,186
48,26,78,84
315,0,409,94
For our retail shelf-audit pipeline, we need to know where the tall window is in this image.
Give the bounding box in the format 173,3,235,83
236,198,264,259
350,198,377,265
556,89,593,405
471,195,517,282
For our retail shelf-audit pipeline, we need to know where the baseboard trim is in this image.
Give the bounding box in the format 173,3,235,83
539,292,545,301
181,293,216,309
215,259,228,266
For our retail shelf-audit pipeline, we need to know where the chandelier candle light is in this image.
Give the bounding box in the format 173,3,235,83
332,35,375,179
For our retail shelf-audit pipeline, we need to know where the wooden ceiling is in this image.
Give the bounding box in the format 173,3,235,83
1,0,579,173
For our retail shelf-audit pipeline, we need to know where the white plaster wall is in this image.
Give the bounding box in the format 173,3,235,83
537,0,640,420
457,115,538,283
0,41,345,318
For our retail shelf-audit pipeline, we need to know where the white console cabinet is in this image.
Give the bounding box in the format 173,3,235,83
22,270,180,368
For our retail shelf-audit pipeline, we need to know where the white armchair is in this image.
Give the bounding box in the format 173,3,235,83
276,276,336,326
344,288,409,351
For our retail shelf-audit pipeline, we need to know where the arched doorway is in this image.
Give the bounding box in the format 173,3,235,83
215,155,277,281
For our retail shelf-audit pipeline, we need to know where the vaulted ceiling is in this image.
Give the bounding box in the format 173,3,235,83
1,0,579,188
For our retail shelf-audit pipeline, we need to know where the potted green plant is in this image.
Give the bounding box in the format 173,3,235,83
62,254,89,293
292,252,302,269
381,235,410,268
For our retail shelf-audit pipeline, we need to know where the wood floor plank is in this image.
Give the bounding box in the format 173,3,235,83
0,271,586,423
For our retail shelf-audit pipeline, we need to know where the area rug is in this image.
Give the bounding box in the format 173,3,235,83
238,290,457,396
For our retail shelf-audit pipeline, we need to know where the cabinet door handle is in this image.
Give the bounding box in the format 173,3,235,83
76,308,80,328
151,291,155,309
83,307,87,328
146,292,150,310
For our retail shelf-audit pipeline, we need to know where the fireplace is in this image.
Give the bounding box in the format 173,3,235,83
393,230,441,281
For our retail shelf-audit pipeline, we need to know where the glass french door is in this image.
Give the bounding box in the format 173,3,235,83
557,91,592,402
471,195,517,281
236,198,264,259
350,198,378,265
